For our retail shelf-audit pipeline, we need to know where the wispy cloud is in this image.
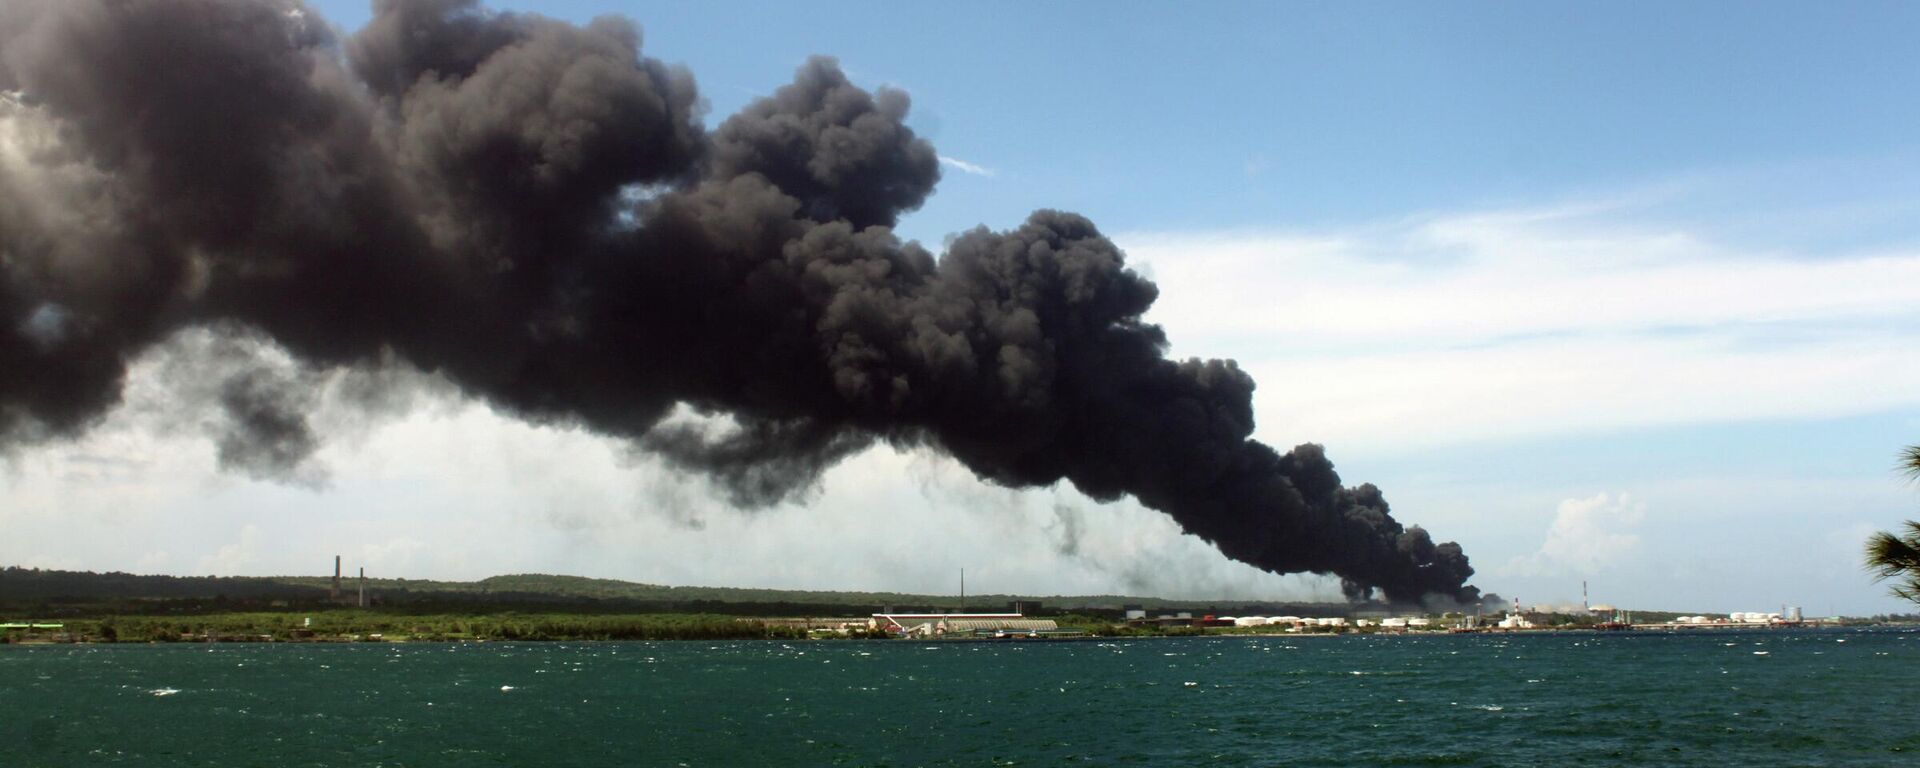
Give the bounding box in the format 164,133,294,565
1119,193,1920,454
938,155,995,178
196,524,265,576
1243,152,1270,178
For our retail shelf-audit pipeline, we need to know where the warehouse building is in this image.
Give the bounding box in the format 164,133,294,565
868,613,1059,637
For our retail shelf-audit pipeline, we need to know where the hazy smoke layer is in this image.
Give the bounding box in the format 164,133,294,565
0,0,1475,603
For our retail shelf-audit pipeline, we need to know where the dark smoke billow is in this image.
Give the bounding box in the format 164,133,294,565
0,0,1476,603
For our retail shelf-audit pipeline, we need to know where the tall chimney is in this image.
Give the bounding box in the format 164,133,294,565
358,567,366,608
332,555,341,600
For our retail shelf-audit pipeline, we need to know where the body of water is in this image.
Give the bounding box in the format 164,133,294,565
1,628,1913,766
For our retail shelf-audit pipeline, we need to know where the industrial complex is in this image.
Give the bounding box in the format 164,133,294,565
0,562,1853,644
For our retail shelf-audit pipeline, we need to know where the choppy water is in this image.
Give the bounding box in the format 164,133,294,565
1,628,1914,766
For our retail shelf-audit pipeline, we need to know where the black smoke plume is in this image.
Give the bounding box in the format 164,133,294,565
0,0,1476,603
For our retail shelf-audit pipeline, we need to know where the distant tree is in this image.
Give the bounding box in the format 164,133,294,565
1865,446,1920,604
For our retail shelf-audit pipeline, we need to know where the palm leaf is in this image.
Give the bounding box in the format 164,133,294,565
1865,525,1920,580
1866,446,1920,605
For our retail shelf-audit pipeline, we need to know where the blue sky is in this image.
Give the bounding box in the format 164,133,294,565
8,1,1920,615
314,1,1920,241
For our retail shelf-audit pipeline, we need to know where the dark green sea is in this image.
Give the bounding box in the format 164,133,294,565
2,628,1914,766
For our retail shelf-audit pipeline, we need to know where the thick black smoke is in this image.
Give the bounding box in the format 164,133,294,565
0,0,1476,603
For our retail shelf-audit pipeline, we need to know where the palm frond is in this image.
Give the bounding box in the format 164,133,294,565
1892,576,1920,606
1868,446,1920,605
1865,525,1920,582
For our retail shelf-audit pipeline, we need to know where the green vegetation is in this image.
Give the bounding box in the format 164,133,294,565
6,611,805,643
0,566,1773,643
1865,445,1920,606
0,565,1356,620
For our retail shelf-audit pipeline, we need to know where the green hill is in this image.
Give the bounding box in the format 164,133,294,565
1,566,1348,617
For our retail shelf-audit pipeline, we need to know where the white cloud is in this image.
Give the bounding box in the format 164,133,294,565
1119,199,1920,454
937,155,995,178
1239,331,1918,455
196,524,264,576
0,364,1339,600
1125,205,1920,349
135,551,172,571
359,537,427,574
1497,491,1651,576
1503,493,1646,577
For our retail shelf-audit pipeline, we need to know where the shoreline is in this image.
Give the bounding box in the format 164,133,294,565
2,623,1867,646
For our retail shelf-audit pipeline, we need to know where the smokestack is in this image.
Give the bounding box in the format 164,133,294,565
0,0,1476,604
332,556,341,601
358,567,366,609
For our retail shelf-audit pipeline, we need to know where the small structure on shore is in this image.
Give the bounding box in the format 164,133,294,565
0,622,68,643
868,613,1058,637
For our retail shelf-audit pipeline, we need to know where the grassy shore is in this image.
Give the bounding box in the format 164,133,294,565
0,610,1458,643
2,610,829,643
14,610,1829,644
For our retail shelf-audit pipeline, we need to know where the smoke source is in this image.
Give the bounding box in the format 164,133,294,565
0,0,1476,604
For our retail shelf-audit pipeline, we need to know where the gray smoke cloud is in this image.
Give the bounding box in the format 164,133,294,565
0,0,1477,603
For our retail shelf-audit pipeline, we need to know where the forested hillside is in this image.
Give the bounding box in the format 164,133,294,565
0,566,1346,618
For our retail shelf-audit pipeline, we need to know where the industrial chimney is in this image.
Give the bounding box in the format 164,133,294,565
332,556,341,600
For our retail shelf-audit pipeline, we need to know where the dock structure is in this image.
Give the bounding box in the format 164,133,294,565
869,613,1059,637
1625,619,1826,631
753,617,874,631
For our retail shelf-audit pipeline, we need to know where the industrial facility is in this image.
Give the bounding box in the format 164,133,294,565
328,555,371,607
868,612,1066,638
